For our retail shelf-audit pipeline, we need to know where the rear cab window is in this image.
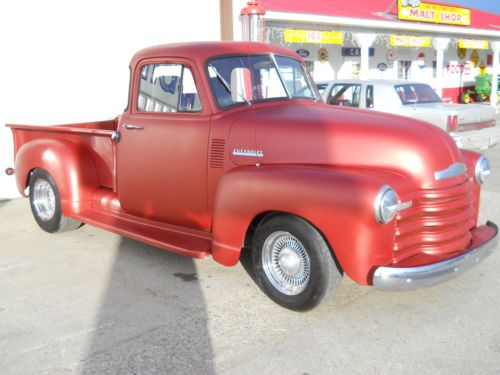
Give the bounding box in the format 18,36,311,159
394,84,442,105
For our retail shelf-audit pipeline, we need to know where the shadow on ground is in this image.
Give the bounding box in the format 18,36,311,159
80,238,215,374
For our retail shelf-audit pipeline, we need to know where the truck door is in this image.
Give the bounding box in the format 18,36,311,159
117,60,210,230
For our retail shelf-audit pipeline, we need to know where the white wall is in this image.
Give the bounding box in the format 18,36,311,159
0,0,221,199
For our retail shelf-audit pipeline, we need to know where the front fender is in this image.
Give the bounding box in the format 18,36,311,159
15,139,99,216
211,165,397,285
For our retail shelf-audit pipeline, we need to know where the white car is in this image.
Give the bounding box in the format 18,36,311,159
319,80,499,151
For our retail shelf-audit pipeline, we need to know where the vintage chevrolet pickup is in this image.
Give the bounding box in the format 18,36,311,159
7,42,498,310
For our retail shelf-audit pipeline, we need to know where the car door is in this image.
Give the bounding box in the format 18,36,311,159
117,59,210,230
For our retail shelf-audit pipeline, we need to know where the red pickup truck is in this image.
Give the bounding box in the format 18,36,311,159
7,42,498,310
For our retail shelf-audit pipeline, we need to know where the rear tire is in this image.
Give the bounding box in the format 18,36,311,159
29,169,83,233
252,215,342,311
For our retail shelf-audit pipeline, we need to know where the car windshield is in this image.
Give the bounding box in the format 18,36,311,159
394,84,442,105
207,54,319,108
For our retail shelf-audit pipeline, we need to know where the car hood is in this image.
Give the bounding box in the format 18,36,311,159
247,101,465,189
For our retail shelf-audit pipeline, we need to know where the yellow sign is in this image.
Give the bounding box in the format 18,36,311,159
457,47,467,60
470,49,479,67
390,35,431,48
398,0,471,26
458,39,489,50
284,29,343,45
317,48,329,63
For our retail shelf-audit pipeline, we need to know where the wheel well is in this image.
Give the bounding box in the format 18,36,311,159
242,211,343,273
25,168,38,189
243,211,279,250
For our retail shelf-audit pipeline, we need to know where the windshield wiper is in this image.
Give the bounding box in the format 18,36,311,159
208,65,252,106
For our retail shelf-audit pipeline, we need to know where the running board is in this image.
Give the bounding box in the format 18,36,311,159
72,209,211,259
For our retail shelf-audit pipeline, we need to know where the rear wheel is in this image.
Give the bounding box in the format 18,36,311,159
252,215,342,311
29,169,83,233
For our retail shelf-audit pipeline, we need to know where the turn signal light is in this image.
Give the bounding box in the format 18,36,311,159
447,115,458,132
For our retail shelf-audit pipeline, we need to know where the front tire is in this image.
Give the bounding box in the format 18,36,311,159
252,215,342,311
29,169,83,233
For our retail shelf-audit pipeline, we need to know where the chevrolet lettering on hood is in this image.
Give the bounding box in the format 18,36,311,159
232,149,264,158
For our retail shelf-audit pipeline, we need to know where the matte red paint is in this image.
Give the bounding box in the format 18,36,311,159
7,42,495,286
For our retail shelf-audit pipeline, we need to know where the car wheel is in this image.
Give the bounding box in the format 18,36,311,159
252,215,342,311
29,169,83,233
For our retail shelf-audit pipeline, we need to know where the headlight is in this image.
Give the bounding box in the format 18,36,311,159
374,185,399,224
475,155,491,184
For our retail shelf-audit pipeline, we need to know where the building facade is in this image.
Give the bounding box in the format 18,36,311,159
222,0,500,105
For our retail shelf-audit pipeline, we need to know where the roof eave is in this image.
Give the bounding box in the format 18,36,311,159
266,11,500,39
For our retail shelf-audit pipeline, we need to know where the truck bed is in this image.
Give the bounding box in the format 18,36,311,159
7,119,118,190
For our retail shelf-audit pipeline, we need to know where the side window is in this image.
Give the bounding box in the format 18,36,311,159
366,85,374,108
137,64,202,113
329,84,361,107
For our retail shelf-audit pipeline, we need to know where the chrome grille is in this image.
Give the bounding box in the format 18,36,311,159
395,179,474,258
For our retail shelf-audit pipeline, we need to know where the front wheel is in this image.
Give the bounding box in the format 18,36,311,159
252,215,342,311
29,169,83,233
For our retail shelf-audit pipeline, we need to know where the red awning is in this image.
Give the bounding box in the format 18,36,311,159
261,0,500,32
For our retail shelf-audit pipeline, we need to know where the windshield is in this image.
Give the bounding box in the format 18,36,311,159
207,54,318,108
394,84,442,105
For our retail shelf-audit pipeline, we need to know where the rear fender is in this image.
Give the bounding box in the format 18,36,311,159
211,165,396,285
15,139,99,216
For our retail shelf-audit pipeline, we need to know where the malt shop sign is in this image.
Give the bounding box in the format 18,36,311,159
398,0,471,26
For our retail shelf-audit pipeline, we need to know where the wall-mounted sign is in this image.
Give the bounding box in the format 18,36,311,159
458,39,489,50
284,29,343,45
470,49,479,67
398,0,471,26
296,49,310,58
390,35,431,47
341,48,375,57
457,47,467,60
417,52,426,68
387,50,396,62
318,47,329,63
377,63,388,71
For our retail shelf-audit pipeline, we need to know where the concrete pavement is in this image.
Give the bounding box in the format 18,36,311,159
0,147,499,374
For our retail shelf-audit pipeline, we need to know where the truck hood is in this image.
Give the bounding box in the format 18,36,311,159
248,101,464,189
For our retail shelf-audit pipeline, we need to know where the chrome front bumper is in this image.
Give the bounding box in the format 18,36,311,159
373,221,498,291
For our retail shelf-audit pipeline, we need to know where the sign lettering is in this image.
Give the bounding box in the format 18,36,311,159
398,0,470,26
458,39,489,50
284,29,343,45
390,35,431,48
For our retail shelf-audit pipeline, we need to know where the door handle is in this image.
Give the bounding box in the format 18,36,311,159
123,124,143,130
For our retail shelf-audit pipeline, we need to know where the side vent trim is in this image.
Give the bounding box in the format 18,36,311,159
209,139,225,169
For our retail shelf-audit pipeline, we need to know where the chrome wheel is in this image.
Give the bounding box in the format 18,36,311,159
262,231,311,296
32,179,56,221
